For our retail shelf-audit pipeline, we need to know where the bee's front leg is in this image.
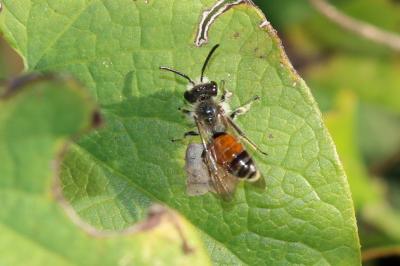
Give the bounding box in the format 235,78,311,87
220,80,233,103
178,107,192,114
230,95,260,120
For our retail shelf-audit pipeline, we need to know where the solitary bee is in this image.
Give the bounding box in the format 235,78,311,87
160,44,267,199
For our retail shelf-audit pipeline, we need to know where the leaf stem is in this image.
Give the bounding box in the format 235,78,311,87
309,0,400,52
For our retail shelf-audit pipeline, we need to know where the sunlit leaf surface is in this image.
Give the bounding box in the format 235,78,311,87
0,1,361,264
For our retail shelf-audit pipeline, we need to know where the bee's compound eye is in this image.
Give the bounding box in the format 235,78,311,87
210,81,218,96
184,90,196,103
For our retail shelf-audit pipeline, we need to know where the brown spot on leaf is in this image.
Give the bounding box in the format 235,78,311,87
253,47,266,59
0,73,54,99
91,110,103,128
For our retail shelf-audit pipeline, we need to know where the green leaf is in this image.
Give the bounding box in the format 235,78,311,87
0,73,209,266
0,1,361,264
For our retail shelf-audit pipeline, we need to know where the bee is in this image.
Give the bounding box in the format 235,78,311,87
160,44,267,199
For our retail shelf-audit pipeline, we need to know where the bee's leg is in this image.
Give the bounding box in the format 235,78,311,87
171,130,199,142
225,116,268,156
220,80,232,103
178,107,192,114
230,95,260,120
184,131,199,137
178,107,195,120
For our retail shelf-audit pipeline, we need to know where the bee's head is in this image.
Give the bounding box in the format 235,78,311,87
160,44,220,103
184,81,218,103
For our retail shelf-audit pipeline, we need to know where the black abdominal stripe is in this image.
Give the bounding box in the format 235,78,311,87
229,151,260,182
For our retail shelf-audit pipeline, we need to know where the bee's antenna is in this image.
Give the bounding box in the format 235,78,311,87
200,44,220,83
160,67,196,86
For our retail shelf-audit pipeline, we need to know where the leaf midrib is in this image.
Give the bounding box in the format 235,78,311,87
27,0,96,69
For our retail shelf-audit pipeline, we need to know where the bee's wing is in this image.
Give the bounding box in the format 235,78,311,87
204,145,239,201
218,110,266,189
219,111,244,140
185,143,238,199
193,116,239,200
219,110,268,157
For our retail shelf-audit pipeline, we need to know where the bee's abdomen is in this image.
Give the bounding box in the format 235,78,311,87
212,132,260,182
212,132,243,163
229,150,259,181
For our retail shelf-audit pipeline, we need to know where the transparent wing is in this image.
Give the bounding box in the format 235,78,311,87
193,116,238,200
219,111,268,156
185,143,238,199
218,110,267,189
204,141,239,201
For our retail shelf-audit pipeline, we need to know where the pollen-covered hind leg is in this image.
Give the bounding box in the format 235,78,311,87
230,95,260,120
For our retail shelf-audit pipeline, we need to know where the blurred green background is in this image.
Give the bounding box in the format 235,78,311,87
1,0,400,264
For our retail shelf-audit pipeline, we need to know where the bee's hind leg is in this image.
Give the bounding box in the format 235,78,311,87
183,131,199,137
230,95,260,120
